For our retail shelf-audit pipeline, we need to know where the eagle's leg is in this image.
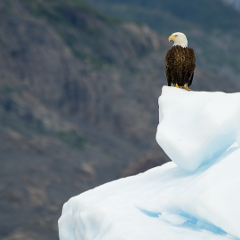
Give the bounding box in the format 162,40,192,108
175,83,184,89
184,84,191,91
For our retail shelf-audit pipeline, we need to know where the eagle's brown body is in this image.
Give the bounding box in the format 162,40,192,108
165,45,196,88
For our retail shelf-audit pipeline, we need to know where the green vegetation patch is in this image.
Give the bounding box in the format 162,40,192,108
61,34,103,68
23,0,122,25
22,0,121,68
56,131,86,149
0,86,13,94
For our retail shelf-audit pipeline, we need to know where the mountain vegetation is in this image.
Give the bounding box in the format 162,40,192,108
88,0,240,84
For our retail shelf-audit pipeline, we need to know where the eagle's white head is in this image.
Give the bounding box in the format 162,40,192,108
168,32,188,48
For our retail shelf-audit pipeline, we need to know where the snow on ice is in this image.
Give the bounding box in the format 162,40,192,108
59,86,240,240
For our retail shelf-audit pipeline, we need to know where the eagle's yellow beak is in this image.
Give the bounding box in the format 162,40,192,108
168,35,176,42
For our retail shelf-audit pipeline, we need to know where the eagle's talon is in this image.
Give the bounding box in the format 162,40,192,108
175,84,184,89
184,84,191,91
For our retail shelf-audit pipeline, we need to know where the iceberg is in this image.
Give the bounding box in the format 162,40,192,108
156,86,240,172
59,87,240,240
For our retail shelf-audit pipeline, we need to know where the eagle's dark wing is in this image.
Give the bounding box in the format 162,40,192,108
165,49,174,86
165,46,196,87
188,72,194,87
165,46,185,86
184,47,196,87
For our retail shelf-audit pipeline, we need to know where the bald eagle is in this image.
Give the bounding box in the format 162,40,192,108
165,32,196,91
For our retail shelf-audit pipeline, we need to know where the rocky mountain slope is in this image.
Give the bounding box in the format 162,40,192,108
223,0,240,11
87,0,240,85
0,0,239,239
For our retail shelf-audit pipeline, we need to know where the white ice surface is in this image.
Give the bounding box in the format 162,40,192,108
59,147,240,240
156,86,240,171
59,87,240,240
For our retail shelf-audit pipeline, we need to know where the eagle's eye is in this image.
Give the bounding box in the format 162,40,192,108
174,35,178,37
